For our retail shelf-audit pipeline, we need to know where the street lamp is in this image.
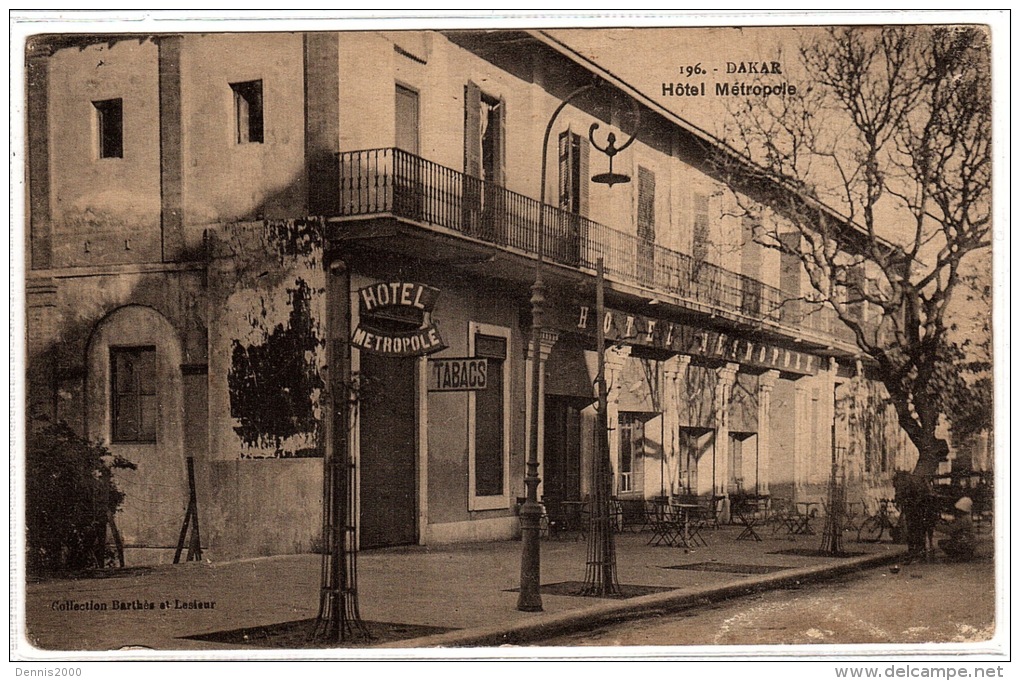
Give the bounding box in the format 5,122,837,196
518,83,639,612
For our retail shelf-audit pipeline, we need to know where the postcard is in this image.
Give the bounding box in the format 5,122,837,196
10,10,1008,670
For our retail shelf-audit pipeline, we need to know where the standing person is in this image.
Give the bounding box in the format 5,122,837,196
938,496,977,561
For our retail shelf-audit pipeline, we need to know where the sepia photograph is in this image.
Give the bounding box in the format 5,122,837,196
11,11,1007,666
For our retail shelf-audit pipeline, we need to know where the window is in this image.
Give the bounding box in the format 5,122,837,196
847,263,868,323
468,323,511,509
394,84,423,217
111,347,157,443
679,427,713,496
728,432,757,494
740,215,764,317
618,413,647,494
463,82,506,237
728,433,743,493
480,93,503,184
863,391,889,474
395,84,420,155
554,128,590,267
558,129,589,216
231,80,264,144
463,81,505,184
93,98,123,159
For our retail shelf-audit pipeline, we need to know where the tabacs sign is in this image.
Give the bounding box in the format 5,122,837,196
351,282,447,357
428,358,488,392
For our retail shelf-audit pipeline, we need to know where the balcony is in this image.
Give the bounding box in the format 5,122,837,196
336,148,857,349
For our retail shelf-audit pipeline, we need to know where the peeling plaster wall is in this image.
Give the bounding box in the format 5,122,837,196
28,216,329,559
204,219,326,558
207,220,326,460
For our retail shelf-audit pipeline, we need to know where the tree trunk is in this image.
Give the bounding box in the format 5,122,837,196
911,436,949,477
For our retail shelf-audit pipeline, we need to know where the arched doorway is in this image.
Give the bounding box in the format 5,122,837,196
85,305,188,556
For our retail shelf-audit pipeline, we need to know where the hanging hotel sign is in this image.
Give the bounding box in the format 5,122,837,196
553,304,821,376
428,357,488,392
351,282,447,357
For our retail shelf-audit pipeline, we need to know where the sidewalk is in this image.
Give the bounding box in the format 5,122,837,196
20,525,905,654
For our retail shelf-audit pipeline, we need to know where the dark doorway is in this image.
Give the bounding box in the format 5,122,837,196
543,396,584,503
359,352,417,549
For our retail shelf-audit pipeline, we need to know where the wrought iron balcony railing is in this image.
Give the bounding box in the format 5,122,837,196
337,148,856,345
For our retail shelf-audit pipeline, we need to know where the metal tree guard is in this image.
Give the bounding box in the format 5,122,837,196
820,455,848,556
580,258,621,597
313,258,370,643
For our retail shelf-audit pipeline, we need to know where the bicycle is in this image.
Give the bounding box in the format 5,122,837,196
856,498,901,543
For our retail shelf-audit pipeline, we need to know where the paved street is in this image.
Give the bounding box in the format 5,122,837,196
540,554,996,647
19,527,914,654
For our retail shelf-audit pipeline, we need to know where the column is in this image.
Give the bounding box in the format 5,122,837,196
820,358,838,478
714,362,739,522
661,354,691,498
304,32,340,216
26,45,52,270
158,36,185,261
756,370,780,496
793,379,810,501
26,278,59,423
604,346,631,484
525,329,558,498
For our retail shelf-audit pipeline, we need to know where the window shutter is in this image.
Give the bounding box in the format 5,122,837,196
637,166,655,242
558,128,570,210
848,263,867,322
740,215,762,280
494,96,507,186
558,128,587,215
578,134,590,217
778,231,802,296
693,191,710,263
464,81,482,178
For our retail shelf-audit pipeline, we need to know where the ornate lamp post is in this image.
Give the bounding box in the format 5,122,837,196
518,83,638,611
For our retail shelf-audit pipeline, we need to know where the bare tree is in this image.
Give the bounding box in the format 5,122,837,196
715,26,992,476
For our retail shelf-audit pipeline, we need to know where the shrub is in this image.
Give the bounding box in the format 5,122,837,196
25,419,136,574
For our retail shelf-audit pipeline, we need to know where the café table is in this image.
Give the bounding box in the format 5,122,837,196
647,499,677,546
791,501,820,535
843,500,865,532
672,503,707,548
735,498,768,541
559,500,589,539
